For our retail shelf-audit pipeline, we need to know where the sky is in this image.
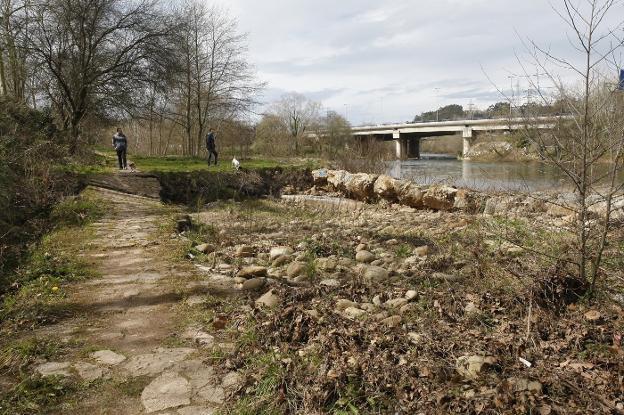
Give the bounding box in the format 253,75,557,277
210,0,622,125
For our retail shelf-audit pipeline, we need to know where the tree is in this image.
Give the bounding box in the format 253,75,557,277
413,104,465,122
25,0,174,153
520,0,624,294
253,113,290,156
270,92,320,155
320,111,351,158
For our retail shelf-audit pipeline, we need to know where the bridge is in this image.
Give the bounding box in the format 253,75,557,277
347,117,562,159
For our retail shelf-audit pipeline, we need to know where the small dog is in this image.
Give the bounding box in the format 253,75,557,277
128,161,136,172
231,158,240,170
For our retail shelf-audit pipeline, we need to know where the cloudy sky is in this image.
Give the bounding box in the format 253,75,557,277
211,0,619,125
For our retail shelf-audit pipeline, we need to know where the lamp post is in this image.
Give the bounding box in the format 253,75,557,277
434,87,441,122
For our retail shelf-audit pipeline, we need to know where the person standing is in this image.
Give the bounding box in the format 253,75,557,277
112,128,128,170
206,128,218,166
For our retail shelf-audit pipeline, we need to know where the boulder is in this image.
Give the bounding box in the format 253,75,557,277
397,182,424,208
237,266,267,279
374,175,400,200
344,173,378,200
327,170,350,191
453,189,484,213
312,169,329,186
423,185,458,211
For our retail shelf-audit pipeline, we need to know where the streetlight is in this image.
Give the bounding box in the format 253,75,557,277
434,87,441,122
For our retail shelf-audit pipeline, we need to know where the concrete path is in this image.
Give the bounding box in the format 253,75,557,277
33,185,240,415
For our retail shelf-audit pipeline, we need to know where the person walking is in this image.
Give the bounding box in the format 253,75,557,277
206,128,218,166
112,128,128,170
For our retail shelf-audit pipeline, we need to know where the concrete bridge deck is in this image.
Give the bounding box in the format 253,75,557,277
341,116,563,159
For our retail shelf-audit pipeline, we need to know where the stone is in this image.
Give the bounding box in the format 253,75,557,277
124,348,195,377
336,299,358,311
355,243,368,252
407,332,422,344
423,185,458,211
312,168,329,186
235,245,255,258
141,371,191,413
455,355,497,380
584,310,601,321
453,189,483,213
195,243,214,254
381,315,401,327
413,246,429,256
344,307,367,319
506,377,542,393
177,407,215,415
270,246,294,260
255,289,279,308
287,261,307,278
320,278,340,287
405,290,418,301
237,266,267,279
241,277,266,291
90,350,127,366
316,257,337,271
222,371,244,390
397,182,424,208
355,250,375,263
386,298,408,308
344,173,378,200
464,302,480,315
362,265,389,282
360,303,376,312
183,326,215,347
35,362,71,377
272,255,291,267
372,295,382,306
374,175,400,200
73,362,106,382
195,384,225,405
370,259,384,267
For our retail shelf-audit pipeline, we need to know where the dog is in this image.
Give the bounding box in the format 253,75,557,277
128,161,136,172
231,158,240,170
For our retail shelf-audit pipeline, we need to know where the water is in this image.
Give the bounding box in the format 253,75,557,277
388,154,621,192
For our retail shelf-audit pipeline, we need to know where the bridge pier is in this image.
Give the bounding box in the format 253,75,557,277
462,127,474,158
394,132,420,159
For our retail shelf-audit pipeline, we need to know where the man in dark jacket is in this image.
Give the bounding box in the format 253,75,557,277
112,128,128,170
206,128,218,166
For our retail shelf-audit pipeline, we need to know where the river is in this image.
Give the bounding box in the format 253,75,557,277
387,154,623,192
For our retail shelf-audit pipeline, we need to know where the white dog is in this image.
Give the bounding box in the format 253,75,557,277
231,158,240,170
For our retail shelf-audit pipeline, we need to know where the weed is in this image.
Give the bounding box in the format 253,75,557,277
395,244,411,259
0,375,78,415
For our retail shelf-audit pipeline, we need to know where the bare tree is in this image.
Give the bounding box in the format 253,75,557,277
0,0,29,100
270,92,321,155
518,0,624,294
24,0,175,153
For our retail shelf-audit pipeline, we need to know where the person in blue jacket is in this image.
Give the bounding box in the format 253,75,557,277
206,128,218,166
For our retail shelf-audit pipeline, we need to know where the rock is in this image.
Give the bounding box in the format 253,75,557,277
316,257,337,271
73,362,106,382
381,315,401,327
141,371,191,413
241,277,266,291
272,255,291,267
320,278,340,287
344,173,378,200
235,245,255,258
372,295,382,306
385,238,399,246
386,298,408,308
270,246,294,260
183,326,215,347
336,299,358,311
374,175,400,200
360,303,376,312
195,243,214,254
405,290,418,301
455,355,497,380
355,250,375,263
255,289,279,308
407,332,422,344
464,141,514,161
90,350,127,366
222,371,244,390
454,189,483,213
355,243,368,252
35,362,71,377
370,259,384,267
397,182,424,208
287,261,307,278
177,407,215,415
344,307,367,319
584,310,601,321
362,265,389,282
413,246,429,256
123,348,195,377
312,168,329,186
237,266,267,279
506,377,542,393
423,185,458,211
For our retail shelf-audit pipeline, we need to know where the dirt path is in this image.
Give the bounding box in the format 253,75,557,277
32,184,240,415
